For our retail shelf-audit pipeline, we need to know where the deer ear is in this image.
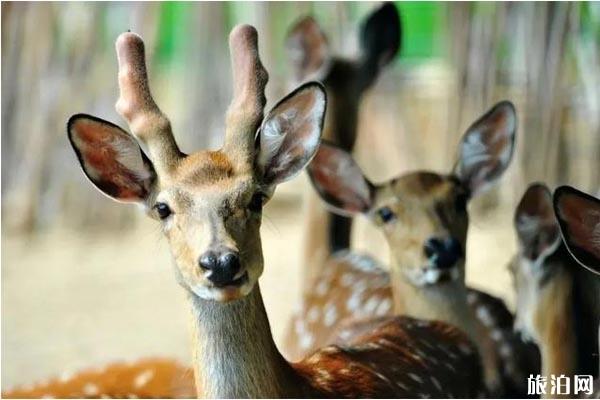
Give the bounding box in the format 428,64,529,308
514,183,561,263
285,16,329,81
454,101,516,197
256,82,326,186
307,142,374,216
359,2,401,70
554,186,600,275
68,114,156,204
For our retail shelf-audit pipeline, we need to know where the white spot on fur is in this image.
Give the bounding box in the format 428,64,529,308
500,343,512,357
476,305,494,327
323,303,338,327
396,381,409,390
467,291,478,305
127,394,139,399
363,296,380,314
459,343,473,355
431,376,442,391
491,329,503,341
408,373,424,383
340,273,355,287
41,395,54,399
444,361,457,371
347,291,362,311
300,333,315,349
315,279,329,296
83,383,99,396
375,298,392,316
134,369,154,389
307,305,320,322
295,318,307,335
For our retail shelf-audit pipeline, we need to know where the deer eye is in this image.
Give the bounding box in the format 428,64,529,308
154,202,172,219
377,206,396,223
248,193,265,213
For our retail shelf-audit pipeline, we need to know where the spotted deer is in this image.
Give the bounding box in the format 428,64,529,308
4,26,484,398
509,183,599,398
284,101,541,396
287,2,402,291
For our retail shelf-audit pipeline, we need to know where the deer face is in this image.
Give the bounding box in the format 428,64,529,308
286,2,401,151
509,183,563,342
68,27,326,302
368,173,469,286
308,101,516,288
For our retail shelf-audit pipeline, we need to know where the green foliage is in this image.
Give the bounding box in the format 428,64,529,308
396,1,446,63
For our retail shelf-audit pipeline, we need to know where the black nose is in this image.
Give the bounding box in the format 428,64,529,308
423,237,463,269
198,250,241,286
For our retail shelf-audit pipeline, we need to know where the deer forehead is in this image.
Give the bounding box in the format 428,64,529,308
157,153,256,209
375,172,459,208
162,151,255,193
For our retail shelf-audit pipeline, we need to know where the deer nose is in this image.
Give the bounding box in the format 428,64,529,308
424,237,463,269
198,250,241,287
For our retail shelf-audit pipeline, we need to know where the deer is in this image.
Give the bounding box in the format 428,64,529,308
284,101,542,397
4,26,485,398
509,183,599,398
286,2,402,292
554,185,600,398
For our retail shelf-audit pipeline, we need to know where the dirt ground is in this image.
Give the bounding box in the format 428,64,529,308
1,176,517,390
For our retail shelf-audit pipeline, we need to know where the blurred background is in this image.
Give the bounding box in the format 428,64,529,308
2,1,599,389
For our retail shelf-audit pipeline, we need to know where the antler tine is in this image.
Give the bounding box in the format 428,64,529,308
115,32,181,174
223,25,269,162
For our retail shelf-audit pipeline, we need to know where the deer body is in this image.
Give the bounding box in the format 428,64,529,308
6,24,485,398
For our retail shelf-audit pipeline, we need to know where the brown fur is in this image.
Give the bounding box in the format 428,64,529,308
3,359,195,399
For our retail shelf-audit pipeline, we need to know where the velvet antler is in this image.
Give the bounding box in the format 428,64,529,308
223,25,269,163
115,32,181,175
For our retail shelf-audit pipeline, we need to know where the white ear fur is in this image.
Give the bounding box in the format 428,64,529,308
257,82,326,186
454,101,516,196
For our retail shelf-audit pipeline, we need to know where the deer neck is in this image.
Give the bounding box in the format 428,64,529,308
389,266,477,338
535,266,578,379
389,263,504,391
188,285,304,398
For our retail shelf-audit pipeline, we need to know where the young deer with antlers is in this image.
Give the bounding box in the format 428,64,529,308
5,26,484,398
509,184,599,397
285,102,541,396
287,2,402,291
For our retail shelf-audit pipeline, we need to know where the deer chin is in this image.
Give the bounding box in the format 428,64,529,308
406,264,462,287
190,272,255,302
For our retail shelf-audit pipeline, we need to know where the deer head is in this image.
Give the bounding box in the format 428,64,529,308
286,2,401,151
68,26,326,303
509,183,566,344
307,101,516,288
554,185,600,275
